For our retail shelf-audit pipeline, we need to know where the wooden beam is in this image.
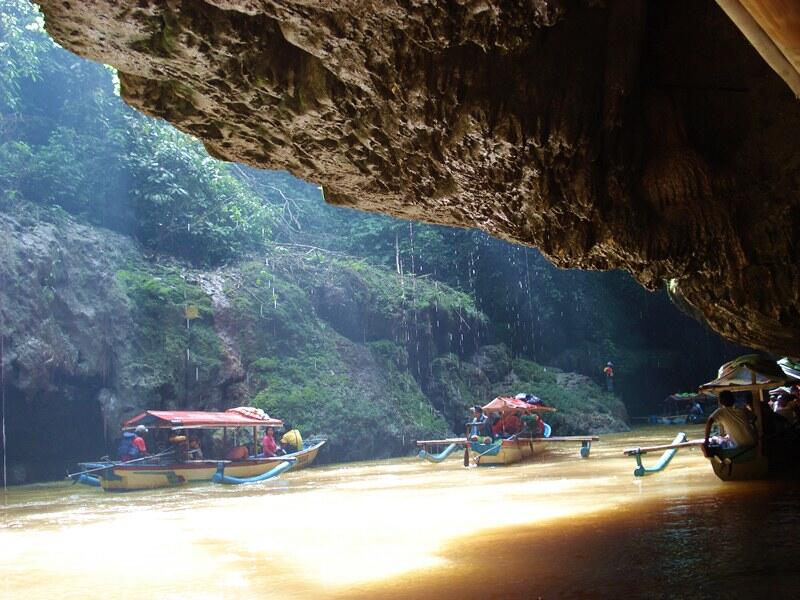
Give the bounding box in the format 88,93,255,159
717,0,800,97
416,438,467,446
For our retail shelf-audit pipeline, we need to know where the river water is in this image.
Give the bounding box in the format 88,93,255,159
2,426,799,599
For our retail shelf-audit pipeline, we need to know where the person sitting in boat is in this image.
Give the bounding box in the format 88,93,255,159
261,427,278,457
492,412,523,439
468,406,491,441
280,423,303,454
687,400,705,424
188,436,203,459
704,391,757,452
118,425,148,461
522,413,545,437
224,444,249,461
774,393,798,425
746,392,790,438
169,430,190,461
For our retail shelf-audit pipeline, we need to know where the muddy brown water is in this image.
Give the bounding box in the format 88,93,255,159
2,426,799,599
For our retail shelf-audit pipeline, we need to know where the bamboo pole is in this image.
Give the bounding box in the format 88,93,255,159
624,439,705,456
716,0,800,97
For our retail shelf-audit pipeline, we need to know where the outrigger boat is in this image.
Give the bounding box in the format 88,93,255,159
417,396,599,466
625,355,800,481
69,408,326,491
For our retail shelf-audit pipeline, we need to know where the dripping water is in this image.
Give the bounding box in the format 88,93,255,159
1,332,6,503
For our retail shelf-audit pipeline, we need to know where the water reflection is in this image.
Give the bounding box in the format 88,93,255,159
1,427,798,599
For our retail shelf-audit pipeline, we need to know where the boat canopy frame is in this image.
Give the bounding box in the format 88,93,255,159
122,409,283,431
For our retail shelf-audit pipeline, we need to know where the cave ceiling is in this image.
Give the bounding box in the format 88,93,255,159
35,0,800,359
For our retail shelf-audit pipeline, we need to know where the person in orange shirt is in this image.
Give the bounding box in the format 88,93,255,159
132,425,148,455
603,361,614,392
492,413,523,438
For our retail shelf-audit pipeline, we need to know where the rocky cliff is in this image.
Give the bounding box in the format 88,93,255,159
0,205,625,482
34,0,800,358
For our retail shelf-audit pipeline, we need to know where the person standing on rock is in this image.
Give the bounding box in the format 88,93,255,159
603,361,614,392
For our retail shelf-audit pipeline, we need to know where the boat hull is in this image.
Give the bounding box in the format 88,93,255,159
470,437,547,466
709,450,769,481
96,441,324,491
708,443,800,481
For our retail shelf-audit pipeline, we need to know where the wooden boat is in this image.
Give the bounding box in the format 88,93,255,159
625,355,800,481
70,408,326,491
645,393,715,425
417,396,599,466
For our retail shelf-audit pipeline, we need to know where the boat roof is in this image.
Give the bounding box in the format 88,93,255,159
664,392,714,404
123,408,283,430
699,354,799,392
482,396,556,414
778,357,800,381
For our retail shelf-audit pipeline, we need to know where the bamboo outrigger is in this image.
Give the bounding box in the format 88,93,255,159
624,355,800,481
69,408,326,491
417,396,599,466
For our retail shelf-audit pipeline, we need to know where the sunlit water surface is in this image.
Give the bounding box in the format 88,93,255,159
2,426,800,599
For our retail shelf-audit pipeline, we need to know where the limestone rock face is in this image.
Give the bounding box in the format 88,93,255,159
36,0,800,357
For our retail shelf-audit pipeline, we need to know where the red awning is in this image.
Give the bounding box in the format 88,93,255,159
123,408,283,430
482,396,557,414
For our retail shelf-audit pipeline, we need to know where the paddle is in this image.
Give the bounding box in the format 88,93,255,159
67,448,175,481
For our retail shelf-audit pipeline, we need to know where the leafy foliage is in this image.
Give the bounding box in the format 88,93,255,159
0,5,277,265
115,267,221,402
0,0,49,111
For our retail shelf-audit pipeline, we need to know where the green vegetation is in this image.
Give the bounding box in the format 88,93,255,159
115,266,221,401
0,0,277,265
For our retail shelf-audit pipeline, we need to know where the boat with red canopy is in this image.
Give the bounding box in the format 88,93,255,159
70,407,326,491
417,396,599,466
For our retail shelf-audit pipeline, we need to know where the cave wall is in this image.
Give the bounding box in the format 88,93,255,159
35,0,800,357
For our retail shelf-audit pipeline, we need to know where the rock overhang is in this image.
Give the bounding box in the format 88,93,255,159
35,0,800,358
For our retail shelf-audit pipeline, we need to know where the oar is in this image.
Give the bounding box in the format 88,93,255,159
67,448,175,480
623,439,705,456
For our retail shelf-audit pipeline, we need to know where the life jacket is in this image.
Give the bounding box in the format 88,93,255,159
117,432,140,460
